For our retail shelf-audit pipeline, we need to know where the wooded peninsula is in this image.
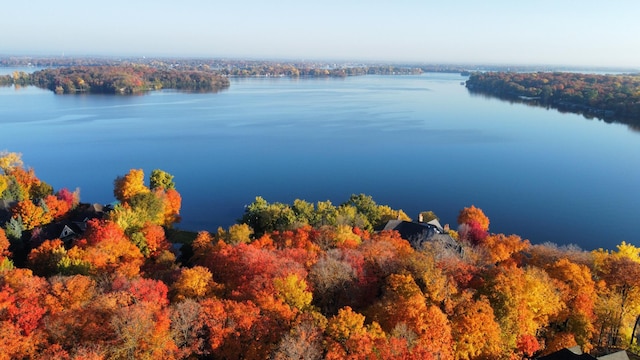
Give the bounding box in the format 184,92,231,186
466,72,640,127
1,150,640,359
1,65,230,94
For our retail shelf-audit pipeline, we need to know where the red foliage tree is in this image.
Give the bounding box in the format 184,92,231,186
43,194,71,220
76,219,143,278
56,188,79,209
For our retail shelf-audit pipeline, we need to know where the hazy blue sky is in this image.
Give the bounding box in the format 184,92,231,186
2,0,639,67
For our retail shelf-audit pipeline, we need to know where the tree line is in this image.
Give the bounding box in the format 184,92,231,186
2,150,640,359
1,65,230,94
466,71,640,127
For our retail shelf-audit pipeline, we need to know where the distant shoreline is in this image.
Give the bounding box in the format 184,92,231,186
466,71,640,129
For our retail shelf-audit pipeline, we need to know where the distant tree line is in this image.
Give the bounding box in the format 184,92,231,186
218,65,426,77
466,72,640,126
0,56,471,79
1,65,230,94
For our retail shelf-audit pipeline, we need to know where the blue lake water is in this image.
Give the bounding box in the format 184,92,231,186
1,73,639,250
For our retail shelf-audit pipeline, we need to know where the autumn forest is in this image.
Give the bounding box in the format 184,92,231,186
2,66,230,94
466,72,640,128
0,150,639,359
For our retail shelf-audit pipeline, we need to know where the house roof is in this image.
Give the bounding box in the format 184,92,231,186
537,348,597,360
379,220,438,243
30,202,110,246
377,220,461,252
538,348,640,360
426,218,444,232
596,350,640,360
36,221,84,243
598,350,631,360
70,203,106,223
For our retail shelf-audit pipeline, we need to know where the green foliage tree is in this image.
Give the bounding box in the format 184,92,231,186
239,196,296,236
342,193,381,228
5,216,23,241
292,199,314,225
150,169,175,191
335,205,371,230
128,192,164,226
1,175,24,201
29,181,53,200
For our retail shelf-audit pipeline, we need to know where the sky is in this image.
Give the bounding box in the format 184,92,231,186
2,0,639,68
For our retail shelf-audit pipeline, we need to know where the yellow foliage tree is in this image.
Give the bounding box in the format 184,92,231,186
217,224,253,245
334,225,362,247
227,223,253,244
326,306,368,343
613,241,640,263
172,266,218,301
0,175,8,196
273,274,313,311
451,292,503,360
113,169,149,203
488,264,564,351
378,205,411,223
0,151,23,174
544,258,596,352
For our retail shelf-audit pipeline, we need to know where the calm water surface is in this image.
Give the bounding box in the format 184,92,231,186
1,73,639,250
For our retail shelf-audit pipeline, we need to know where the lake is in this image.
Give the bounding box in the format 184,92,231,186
1,72,639,250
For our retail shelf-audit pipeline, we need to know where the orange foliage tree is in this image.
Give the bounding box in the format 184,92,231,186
457,205,490,232
324,306,385,360
366,273,454,359
484,264,563,353
43,194,71,220
0,228,10,259
11,200,47,230
159,188,182,227
450,291,503,359
198,298,270,359
544,258,596,352
480,233,531,264
0,269,49,359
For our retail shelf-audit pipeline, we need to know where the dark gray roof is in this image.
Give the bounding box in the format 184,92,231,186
537,348,597,360
35,220,84,244
70,203,106,223
379,220,438,243
377,220,461,253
